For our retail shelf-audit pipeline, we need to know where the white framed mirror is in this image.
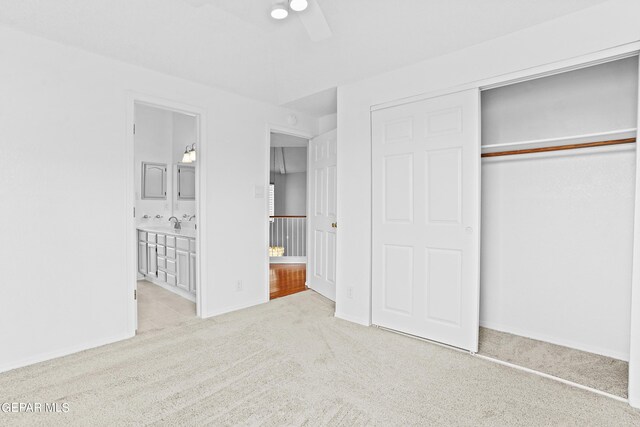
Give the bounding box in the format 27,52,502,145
177,164,195,200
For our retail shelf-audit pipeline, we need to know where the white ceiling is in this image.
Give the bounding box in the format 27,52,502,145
0,0,609,115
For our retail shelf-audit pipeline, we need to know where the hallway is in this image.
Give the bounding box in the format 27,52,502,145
270,264,307,299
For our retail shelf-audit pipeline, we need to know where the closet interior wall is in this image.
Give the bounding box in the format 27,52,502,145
479,56,639,362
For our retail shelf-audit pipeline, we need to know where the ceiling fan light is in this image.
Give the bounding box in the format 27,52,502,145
271,3,288,20
290,0,308,12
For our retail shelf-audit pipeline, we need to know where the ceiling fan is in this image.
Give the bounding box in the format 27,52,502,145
270,0,332,42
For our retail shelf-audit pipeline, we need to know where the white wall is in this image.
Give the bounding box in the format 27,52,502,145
0,25,317,372
336,0,640,327
318,113,337,135
482,57,639,145
134,104,173,221
275,172,307,216
478,56,638,360
134,107,197,224
481,147,635,360
171,112,197,219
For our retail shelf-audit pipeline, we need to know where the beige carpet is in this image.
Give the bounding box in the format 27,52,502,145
479,327,629,398
1,291,639,426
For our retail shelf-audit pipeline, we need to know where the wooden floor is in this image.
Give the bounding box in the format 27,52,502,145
270,263,307,300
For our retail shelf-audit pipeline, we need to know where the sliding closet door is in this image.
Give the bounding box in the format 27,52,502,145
371,89,481,352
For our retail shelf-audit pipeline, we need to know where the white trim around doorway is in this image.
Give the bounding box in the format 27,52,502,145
264,124,313,302
126,92,208,334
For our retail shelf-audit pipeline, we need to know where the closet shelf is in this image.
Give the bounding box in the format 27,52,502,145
481,137,636,158
481,128,637,150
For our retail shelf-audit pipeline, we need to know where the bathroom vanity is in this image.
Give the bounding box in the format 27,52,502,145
137,225,196,301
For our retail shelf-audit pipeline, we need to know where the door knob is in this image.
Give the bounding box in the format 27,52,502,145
331,222,337,228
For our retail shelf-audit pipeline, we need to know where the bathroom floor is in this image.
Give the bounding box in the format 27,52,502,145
137,280,196,334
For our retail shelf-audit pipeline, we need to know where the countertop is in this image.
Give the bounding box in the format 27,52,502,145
137,224,196,239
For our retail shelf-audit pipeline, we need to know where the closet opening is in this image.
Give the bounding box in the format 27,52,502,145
478,56,639,399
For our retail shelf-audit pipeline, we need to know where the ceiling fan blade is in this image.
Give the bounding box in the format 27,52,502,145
298,0,332,42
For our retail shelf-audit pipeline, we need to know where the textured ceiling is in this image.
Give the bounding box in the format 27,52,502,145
0,0,609,114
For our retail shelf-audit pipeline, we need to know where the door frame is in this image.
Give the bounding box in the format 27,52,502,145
264,124,314,302
126,92,208,333
369,41,640,407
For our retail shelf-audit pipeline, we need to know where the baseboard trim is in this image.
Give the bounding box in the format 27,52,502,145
335,311,370,326
376,325,629,405
474,353,628,404
480,320,628,362
205,298,267,318
0,331,134,374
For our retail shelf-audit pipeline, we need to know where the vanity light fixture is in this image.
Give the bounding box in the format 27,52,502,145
182,145,192,163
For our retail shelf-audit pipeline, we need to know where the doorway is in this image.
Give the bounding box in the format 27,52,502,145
127,95,205,335
268,131,309,299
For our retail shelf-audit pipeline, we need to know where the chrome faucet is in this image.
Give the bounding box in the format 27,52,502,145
168,216,181,230
188,215,196,221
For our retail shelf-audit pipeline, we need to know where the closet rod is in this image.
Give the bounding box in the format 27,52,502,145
481,138,636,158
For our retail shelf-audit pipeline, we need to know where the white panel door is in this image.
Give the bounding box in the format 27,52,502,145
308,129,337,301
371,89,480,352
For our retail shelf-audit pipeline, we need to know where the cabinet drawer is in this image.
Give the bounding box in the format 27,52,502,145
176,237,190,251
138,230,147,242
166,274,176,286
147,233,157,244
157,257,166,270
157,245,166,256
166,247,176,259
189,239,196,253
158,270,166,282
166,236,176,248
166,259,176,274
157,234,166,246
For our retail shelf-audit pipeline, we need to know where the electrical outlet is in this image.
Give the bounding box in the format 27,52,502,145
346,286,353,299
235,280,243,292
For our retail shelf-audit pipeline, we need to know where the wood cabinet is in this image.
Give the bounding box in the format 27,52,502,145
137,229,196,297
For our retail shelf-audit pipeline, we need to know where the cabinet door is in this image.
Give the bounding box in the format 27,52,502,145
189,252,197,293
147,243,157,277
142,162,167,199
177,165,196,200
176,250,189,291
138,241,147,274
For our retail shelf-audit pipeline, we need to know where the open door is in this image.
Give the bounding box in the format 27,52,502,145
308,129,337,301
371,89,480,352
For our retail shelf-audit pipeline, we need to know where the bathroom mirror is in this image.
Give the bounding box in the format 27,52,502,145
142,162,167,200
177,164,195,200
